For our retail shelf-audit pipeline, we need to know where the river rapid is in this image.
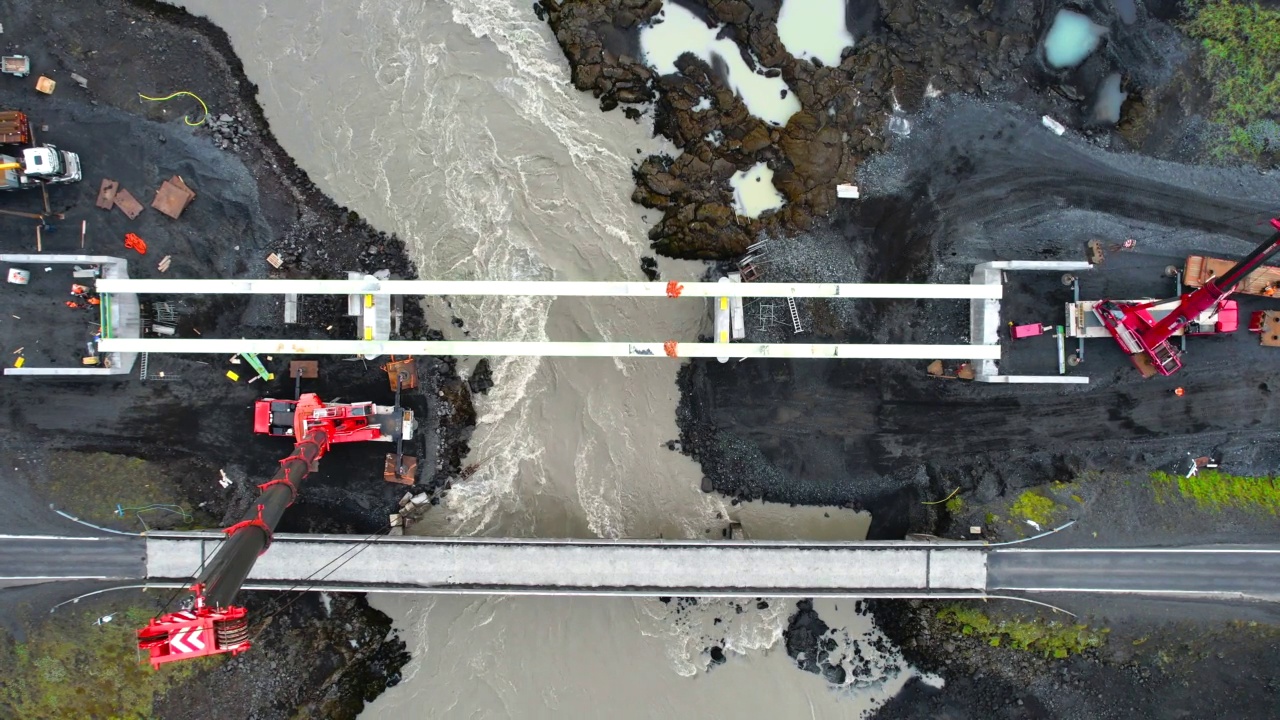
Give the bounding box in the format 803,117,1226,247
167,0,913,716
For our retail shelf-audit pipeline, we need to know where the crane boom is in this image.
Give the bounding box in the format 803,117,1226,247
137,394,334,668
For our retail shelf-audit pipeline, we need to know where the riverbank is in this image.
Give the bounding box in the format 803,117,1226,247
0,1,479,716
542,0,1280,715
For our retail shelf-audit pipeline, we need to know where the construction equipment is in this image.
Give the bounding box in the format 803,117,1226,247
0,144,81,190
1088,219,1280,377
1,56,30,78
0,111,31,145
253,396,414,443
381,356,417,391
137,393,417,667
239,352,272,382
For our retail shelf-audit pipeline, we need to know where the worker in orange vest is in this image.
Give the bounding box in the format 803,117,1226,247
1173,387,1185,397
87,297,101,306
70,283,88,296
64,300,80,309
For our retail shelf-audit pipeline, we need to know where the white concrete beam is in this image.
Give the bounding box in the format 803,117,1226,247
99,338,1002,360
145,535,989,593
96,278,1002,300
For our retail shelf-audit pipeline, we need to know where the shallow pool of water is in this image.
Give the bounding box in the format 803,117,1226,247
641,2,800,126
1043,9,1107,69
777,0,854,66
729,162,785,218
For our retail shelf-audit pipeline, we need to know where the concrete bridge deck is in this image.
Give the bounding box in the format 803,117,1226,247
146,534,989,598
7,533,1280,602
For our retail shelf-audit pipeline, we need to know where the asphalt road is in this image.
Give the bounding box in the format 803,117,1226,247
6,534,1280,602
0,534,145,588
989,547,1280,600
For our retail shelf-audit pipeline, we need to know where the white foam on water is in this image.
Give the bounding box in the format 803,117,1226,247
1043,9,1107,69
777,0,854,66
729,162,785,218
171,0,933,715
641,2,800,126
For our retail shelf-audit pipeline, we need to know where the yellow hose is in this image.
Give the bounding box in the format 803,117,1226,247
922,487,960,506
0,162,20,171
137,90,210,126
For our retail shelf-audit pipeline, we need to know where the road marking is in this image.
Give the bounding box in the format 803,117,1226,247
991,587,1258,595
0,575,119,580
0,534,114,541
992,548,1280,554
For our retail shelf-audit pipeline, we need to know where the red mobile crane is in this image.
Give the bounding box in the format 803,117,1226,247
136,392,414,668
1093,218,1280,377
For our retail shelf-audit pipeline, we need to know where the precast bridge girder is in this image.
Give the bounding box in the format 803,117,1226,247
96,278,1003,300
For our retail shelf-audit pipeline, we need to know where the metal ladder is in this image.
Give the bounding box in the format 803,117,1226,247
138,352,149,381
787,297,803,334
153,302,178,324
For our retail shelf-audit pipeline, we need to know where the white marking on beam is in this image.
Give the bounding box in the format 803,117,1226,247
95,278,1003,300
99,338,1002,360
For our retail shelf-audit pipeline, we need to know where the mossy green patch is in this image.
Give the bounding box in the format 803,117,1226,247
1185,1,1280,157
944,496,965,514
45,451,202,528
0,602,216,718
1009,490,1063,527
1151,469,1280,513
936,605,1108,659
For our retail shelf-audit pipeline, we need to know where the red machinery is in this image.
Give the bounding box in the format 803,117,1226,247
1093,219,1280,377
137,393,414,668
253,397,414,443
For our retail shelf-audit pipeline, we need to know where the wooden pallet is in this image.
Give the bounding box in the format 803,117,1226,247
1185,255,1280,297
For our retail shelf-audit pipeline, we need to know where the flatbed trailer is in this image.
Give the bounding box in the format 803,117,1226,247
1066,298,1236,339
1185,255,1280,297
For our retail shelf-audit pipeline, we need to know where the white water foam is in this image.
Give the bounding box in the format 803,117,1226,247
640,2,800,126
168,0,928,714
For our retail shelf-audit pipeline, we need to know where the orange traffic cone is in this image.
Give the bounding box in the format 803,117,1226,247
1173,387,1185,397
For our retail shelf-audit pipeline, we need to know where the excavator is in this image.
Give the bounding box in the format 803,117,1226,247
136,392,415,668
1093,218,1280,377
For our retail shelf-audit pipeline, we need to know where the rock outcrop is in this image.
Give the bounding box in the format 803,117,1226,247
543,0,1043,259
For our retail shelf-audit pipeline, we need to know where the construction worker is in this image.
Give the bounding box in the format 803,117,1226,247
1174,386,1185,397
1264,282,1280,297
64,300,80,309
87,296,101,306
70,283,88,296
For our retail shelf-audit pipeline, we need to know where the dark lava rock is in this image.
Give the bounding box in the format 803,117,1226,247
544,0,1045,259
640,255,660,280
469,358,495,395
784,600,830,675
709,646,727,665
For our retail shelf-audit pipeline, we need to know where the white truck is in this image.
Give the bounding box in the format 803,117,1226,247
0,145,82,190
